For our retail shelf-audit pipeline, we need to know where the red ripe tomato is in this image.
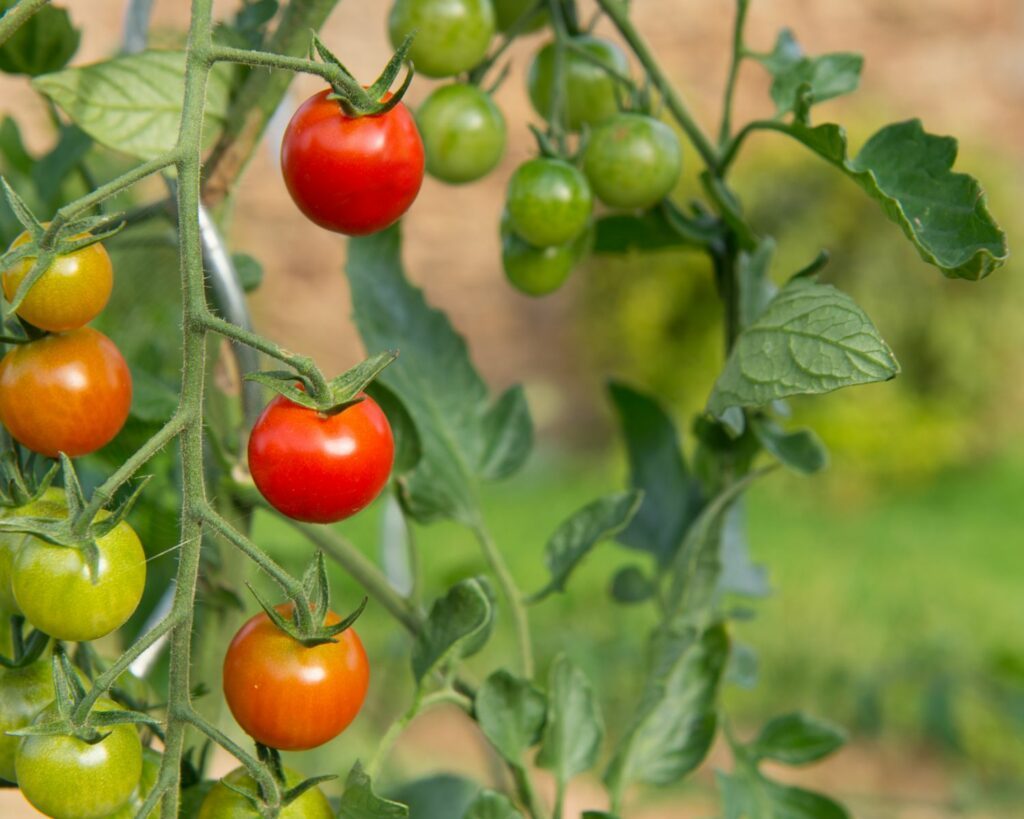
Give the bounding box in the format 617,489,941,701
247,392,394,524
0,327,132,458
222,604,370,751
280,89,425,236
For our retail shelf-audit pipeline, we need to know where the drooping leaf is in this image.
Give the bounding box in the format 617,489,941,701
365,380,422,477
529,491,642,601
347,226,533,526
475,670,547,764
0,1,79,76
754,29,862,117
751,417,828,475
771,118,1007,280
33,51,232,160
717,771,850,819
605,624,728,791
462,790,523,819
389,775,477,819
536,655,604,789
609,381,701,566
707,278,899,416
749,713,847,766
338,762,409,818
230,252,263,292
411,578,494,683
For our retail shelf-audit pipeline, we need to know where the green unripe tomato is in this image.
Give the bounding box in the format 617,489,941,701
0,657,52,783
506,158,592,248
16,699,143,819
198,765,334,818
527,35,629,131
0,488,65,612
417,84,507,184
389,0,495,78
12,510,145,642
494,0,547,33
583,113,682,209
502,215,593,296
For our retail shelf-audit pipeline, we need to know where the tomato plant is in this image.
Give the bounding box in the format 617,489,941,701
0,657,52,783
388,0,495,78
583,113,682,210
15,699,143,819
223,604,369,750
0,327,132,458
2,231,112,332
0,487,63,612
505,157,592,248
281,89,424,236
198,765,334,818
248,392,394,524
417,83,506,184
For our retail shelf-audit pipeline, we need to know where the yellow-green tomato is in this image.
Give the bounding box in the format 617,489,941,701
389,0,495,78
0,489,65,612
583,113,682,210
12,511,145,642
0,657,52,783
506,157,593,248
417,84,507,184
16,699,143,819
198,765,335,819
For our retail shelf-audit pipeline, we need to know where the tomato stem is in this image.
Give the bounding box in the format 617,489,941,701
0,0,49,48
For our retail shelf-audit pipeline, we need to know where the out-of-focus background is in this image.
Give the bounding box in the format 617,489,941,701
1,0,1022,816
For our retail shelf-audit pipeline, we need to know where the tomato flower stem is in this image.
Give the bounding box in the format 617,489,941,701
719,0,751,147
0,0,50,48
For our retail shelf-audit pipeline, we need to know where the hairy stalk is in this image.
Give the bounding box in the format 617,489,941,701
0,0,49,47
718,119,794,175
473,524,534,679
593,0,718,169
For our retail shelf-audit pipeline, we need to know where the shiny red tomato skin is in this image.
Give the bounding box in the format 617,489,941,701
0,327,132,458
247,393,395,523
281,90,425,236
222,605,370,751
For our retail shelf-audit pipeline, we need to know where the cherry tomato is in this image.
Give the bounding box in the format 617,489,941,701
198,765,334,819
583,113,682,209
527,35,629,131
494,0,547,33
0,327,132,458
222,604,369,751
2,230,113,332
502,215,593,296
506,158,593,248
417,84,507,185
388,0,495,78
248,392,394,524
16,698,143,819
0,488,64,612
0,657,53,783
281,89,424,236
12,509,145,642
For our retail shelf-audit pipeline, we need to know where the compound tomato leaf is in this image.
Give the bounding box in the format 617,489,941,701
347,226,533,526
462,790,523,819
605,623,728,792
411,578,494,684
475,670,547,764
609,381,700,566
749,712,847,766
707,278,899,416
754,29,862,117
338,762,409,819
536,655,604,790
773,119,1007,280
33,51,231,160
529,491,642,602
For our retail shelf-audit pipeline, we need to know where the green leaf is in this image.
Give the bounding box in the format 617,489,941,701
0,1,79,76
609,381,701,566
347,226,533,526
389,775,477,819
751,417,828,475
411,578,494,683
475,670,547,764
33,51,232,160
231,252,263,292
31,125,91,208
750,713,846,765
462,790,523,819
717,771,850,819
130,369,180,423
338,762,409,818
737,238,777,329
365,380,422,476
605,623,728,791
536,655,604,789
529,491,642,602
609,565,654,604
0,117,33,175
707,278,899,416
772,119,1007,280
593,210,689,254
755,29,862,117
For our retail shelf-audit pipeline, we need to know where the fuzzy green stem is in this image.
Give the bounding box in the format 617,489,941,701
594,0,719,169
207,43,368,103
719,0,750,146
473,524,534,679
717,119,792,176
0,0,49,47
